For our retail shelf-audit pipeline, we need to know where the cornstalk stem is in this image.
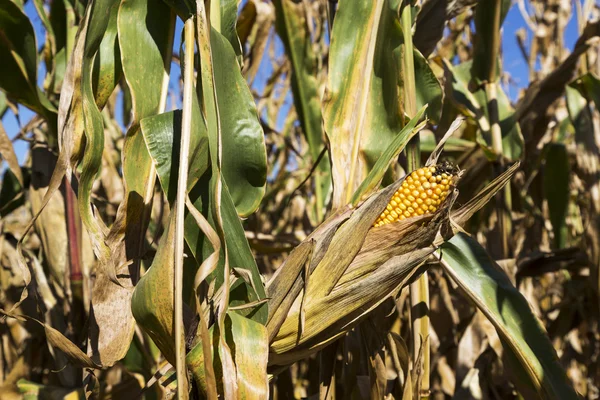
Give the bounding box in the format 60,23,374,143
486,0,512,258
174,17,195,399
402,4,430,398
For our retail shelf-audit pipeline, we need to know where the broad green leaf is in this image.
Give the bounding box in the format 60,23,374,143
446,60,523,161
351,106,426,205
140,98,209,204
439,233,579,400
92,3,121,109
187,312,269,398
578,72,600,108
117,0,175,268
566,78,599,180
131,214,179,366
140,92,267,326
323,0,441,209
0,0,57,138
471,0,511,84
186,177,268,324
543,144,569,249
212,29,267,217
215,0,243,59
566,81,594,138
274,0,331,221
413,48,443,123
195,7,239,397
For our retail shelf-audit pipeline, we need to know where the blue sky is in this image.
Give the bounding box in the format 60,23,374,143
1,1,583,168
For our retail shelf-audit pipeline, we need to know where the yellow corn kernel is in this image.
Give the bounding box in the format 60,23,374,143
373,163,458,227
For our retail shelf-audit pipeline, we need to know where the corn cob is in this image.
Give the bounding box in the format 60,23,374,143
374,162,458,227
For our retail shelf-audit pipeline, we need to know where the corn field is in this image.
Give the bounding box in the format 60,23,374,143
0,0,599,398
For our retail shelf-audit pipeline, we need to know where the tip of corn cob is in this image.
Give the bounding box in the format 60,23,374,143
373,162,459,227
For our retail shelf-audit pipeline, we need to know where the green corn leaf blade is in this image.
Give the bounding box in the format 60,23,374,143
578,72,600,108
140,97,210,204
323,0,442,209
439,232,579,400
274,0,331,221
566,78,600,181
0,0,57,140
413,48,443,123
351,105,427,205
140,80,267,325
115,0,175,270
187,312,269,398
131,213,179,366
92,2,121,109
186,176,269,324
215,0,243,59
212,28,267,217
543,143,570,249
471,0,511,84
446,60,524,161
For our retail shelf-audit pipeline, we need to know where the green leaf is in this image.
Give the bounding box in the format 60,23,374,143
131,214,179,366
543,144,570,249
186,312,269,398
140,98,209,204
186,177,268,324
471,0,511,84
141,90,267,325
274,0,331,221
216,0,243,59
92,2,122,109
0,0,57,138
323,0,442,208
578,72,600,108
413,48,443,123
116,0,175,265
351,106,426,205
439,233,579,400
566,77,600,175
212,29,267,217
446,60,523,161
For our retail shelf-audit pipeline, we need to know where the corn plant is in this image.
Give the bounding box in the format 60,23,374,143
0,0,599,398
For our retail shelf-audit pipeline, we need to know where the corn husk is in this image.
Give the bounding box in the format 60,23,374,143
266,168,457,366
266,160,519,367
